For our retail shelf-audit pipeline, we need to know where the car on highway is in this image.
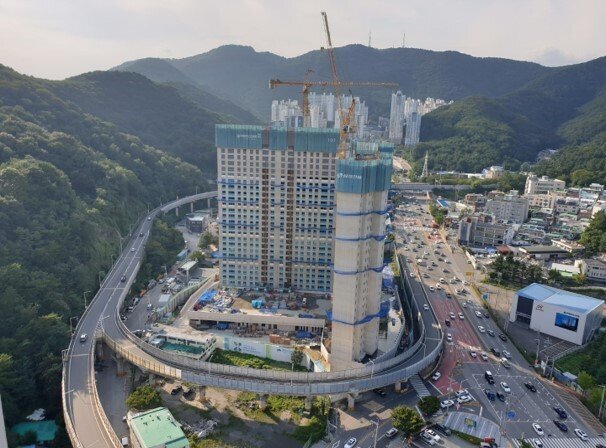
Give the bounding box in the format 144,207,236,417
481,352,489,361
445,319,451,327
147,216,151,221
79,334,87,343
423,304,429,311
469,349,477,358
478,325,486,333
574,429,588,441
462,302,467,308
147,303,153,310
502,350,511,359
449,312,456,319
446,333,453,342
432,372,441,381
385,428,398,438
436,284,442,290
498,333,508,341
500,382,511,393
553,407,568,419
373,388,387,397
524,382,537,393
344,437,358,448
410,272,416,278
484,389,495,401
553,420,568,432
121,274,127,282
500,358,511,368
458,313,464,320
490,347,501,357
475,311,483,318
429,286,435,292
487,329,495,337
445,293,452,299
423,273,430,278
532,423,544,436
440,399,454,409
484,311,489,318
496,391,506,402
139,232,144,237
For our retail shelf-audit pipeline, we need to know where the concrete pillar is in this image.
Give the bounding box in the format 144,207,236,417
175,206,179,217
116,355,127,375
197,386,206,402
95,341,104,359
305,396,313,412
259,394,268,411
394,381,402,393
347,394,355,411
148,373,155,385
206,198,211,209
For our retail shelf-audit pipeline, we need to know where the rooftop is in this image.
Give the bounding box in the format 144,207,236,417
129,407,188,448
517,283,603,314
519,245,569,254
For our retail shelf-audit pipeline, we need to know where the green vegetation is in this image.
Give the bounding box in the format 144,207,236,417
487,255,544,288
210,349,307,372
429,202,447,226
579,211,606,255
199,231,219,249
452,430,483,445
126,385,163,411
417,396,440,415
291,348,304,366
557,333,606,383
391,405,424,436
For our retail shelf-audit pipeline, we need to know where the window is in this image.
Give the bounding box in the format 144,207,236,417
554,312,579,332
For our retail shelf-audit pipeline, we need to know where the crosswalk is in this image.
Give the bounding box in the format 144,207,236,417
518,437,606,448
409,374,432,397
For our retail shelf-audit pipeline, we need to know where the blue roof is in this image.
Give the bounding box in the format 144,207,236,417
517,283,603,314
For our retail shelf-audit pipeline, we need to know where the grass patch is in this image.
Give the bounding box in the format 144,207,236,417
210,349,307,372
452,429,482,445
556,351,589,374
188,435,254,448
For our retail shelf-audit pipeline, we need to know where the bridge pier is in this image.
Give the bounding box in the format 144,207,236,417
148,373,155,385
305,396,313,412
116,355,127,375
394,381,402,393
95,341,104,359
259,394,268,411
346,394,355,411
206,198,211,209
190,202,194,213
197,386,206,402
175,206,179,217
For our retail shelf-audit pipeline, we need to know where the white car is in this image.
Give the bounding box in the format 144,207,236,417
458,313,465,320
440,399,454,409
481,352,489,361
462,302,467,308
420,432,436,445
423,304,429,311
475,311,483,318
410,272,416,277
79,333,87,343
457,394,472,404
502,350,511,359
455,389,469,397
385,428,398,438
532,423,544,436
429,286,435,292
446,333,453,342
432,372,441,381
500,382,511,393
478,325,486,333
131,247,135,252
344,438,357,448
574,429,588,441
469,349,477,358
449,311,456,319
424,429,441,442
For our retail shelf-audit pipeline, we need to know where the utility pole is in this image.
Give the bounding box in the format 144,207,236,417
83,290,91,308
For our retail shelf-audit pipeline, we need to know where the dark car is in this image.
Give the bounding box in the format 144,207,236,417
490,347,501,357
170,385,183,396
445,293,452,299
487,329,495,337
373,388,387,397
445,319,451,327
498,333,508,342
121,274,127,282
139,232,144,237
524,382,537,393
433,423,452,436
483,312,489,318
183,388,195,400
553,407,568,419
553,420,568,432
484,389,496,401
496,392,506,402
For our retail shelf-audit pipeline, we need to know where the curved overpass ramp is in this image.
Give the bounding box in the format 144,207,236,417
63,192,442,447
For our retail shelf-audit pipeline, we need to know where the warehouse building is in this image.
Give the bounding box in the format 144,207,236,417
509,283,604,345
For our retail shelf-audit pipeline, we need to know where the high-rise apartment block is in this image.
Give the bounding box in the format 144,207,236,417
388,91,405,142
404,111,421,147
330,142,393,370
524,174,566,195
389,91,450,144
216,125,338,292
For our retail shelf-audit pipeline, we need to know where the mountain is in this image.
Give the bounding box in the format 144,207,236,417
46,70,258,172
410,55,606,174
0,64,212,430
113,44,550,119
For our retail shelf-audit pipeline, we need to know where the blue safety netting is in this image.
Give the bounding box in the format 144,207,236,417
326,300,390,325
199,289,218,303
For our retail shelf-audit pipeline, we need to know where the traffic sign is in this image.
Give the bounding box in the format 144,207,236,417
506,411,516,419
482,293,490,301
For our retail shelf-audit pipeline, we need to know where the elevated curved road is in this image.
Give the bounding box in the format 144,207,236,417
63,192,442,447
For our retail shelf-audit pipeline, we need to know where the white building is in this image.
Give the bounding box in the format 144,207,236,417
458,214,515,247
216,125,337,292
330,142,393,370
526,193,556,210
524,174,566,195
509,283,603,345
271,99,303,128
484,190,529,224
389,91,405,142
404,111,421,147
579,259,606,283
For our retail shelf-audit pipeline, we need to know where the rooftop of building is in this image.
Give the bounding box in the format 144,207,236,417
128,407,188,448
517,283,603,314
519,245,569,254
584,258,606,268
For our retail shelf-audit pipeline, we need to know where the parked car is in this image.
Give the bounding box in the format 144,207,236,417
500,382,511,393
440,399,454,409
432,423,451,436
424,429,441,443
170,385,183,396
432,372,441,381
484,389,495,401
496,392,506,402
385,428,398,438
344,438,357,448
457,394,472,404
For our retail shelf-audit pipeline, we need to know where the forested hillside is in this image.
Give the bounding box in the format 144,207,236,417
0,64,209,433
114,44,549,119
409,55,606,175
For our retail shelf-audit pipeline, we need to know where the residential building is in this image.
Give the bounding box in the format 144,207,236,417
127,407,189,448
389,91,405,142
330,142,392,371
185,213,208,233
551,239,585,255
526,193,556,210
271,99,303,128
482,166,505,179
518,245,569,260
524,174,566,195
554,198,580,215
579,259,606,283
458,214,515,247
463,193,487,211
404,111,421,146
484,190,529,224
216,125,337,292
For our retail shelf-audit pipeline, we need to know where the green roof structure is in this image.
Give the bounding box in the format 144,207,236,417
128,407,189,448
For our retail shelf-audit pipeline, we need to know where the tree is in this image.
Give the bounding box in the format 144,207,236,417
126,385,162,411
417,396,440,415
547,269,562,285
291,348,304,367
391,405,424,436
578,371,595,391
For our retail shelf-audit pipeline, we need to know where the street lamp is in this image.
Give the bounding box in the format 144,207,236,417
69,316,79,335
369,359,375,379
83,290,91,308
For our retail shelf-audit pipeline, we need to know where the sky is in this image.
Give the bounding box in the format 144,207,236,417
1,0,605,80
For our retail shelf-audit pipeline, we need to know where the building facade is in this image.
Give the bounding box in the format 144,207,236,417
484,191,529,223
216,125,338,292
524,174,566,195
388,91,405,142
458,214,514,247
330,142,393,370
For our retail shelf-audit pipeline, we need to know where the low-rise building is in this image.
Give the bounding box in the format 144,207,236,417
579,259,606,283
518,245,569,261
458,214,515,248
485,190,529,224
526,193,556,210
186,213,208,233
127,407,189,448
551,239,585,255
524,174,566,195
463,193,487,211
554,198,580,215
